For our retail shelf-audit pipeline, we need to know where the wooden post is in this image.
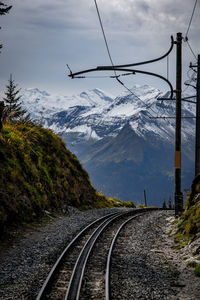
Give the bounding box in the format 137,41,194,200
144,189,147,206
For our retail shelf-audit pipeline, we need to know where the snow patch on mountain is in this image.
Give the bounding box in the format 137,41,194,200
65,125,101,140
21,88,114,119
21,85,196,145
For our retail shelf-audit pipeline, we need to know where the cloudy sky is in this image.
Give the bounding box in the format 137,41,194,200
0,0,199,96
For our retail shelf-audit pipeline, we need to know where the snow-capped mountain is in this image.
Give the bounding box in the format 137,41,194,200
21,85,196,206
22,85,195,145
21,87,114,119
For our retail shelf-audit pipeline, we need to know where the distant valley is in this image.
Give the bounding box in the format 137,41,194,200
21,85,196,206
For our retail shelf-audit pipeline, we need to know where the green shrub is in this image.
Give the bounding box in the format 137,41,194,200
174,190,200,243
194,265,200,277
137,204,147,208
187,261,198,268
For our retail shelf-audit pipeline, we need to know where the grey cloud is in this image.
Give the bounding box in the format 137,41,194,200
0,0,199,96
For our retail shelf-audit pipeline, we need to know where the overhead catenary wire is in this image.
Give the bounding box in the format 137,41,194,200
185,0,198,38
67,72,135,79
183,64,198,90
94,0,117,78
93,0,159,118
182,0,198,91
184,61,198,90
69,1,174,119
182,84,190,93
184,0,198,60
115,77,159,118
186,39,197,60
150,116,196,119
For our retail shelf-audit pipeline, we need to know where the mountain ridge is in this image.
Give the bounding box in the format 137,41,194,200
21,84,196,206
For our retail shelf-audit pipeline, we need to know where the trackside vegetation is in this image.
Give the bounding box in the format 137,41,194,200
0,121,133,235
174,175,200,247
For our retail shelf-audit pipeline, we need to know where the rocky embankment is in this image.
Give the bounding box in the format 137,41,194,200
0,208,199,300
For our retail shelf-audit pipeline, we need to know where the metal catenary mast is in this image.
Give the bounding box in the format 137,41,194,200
68,33,187,216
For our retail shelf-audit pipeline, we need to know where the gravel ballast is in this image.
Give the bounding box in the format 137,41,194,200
111,210,200,300
0,208,199,300
0,207,127,300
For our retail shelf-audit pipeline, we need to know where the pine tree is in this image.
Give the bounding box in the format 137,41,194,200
0,2,12,51
0,101,4,131
0,2,12,15
168,196,172,209
162,200,167,209
3,74,26,121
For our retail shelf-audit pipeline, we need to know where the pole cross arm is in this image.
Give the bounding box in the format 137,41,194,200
68,35,174,78
68,35,175,98
157,96,196,104
69,66,174,99
98,67,174,99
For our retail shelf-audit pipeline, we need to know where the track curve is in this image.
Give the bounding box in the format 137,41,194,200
36,208,160,300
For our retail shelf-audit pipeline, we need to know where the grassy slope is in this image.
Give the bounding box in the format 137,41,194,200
174,178,200,277
0,121,133,234
175,179,200,246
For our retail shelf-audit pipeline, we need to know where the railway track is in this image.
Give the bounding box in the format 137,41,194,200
36,208,158,300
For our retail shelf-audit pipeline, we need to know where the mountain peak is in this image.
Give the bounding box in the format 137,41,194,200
21,87,114,120
79,88,114,105
21,84,195,144
25,88,50,97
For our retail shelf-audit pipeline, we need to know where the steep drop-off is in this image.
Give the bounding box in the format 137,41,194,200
0,121,132,234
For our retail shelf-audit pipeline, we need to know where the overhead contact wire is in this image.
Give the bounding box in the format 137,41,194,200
93,0,158,118
94,0,117,77
184,0,198,60
186,40,197,60
115,78,158,118
185,0,198,38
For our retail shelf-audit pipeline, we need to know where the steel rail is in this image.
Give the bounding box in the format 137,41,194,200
66,208,155,300
36,211,119,300
65,211,128,300
105,213,145,300
37,208,160,300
